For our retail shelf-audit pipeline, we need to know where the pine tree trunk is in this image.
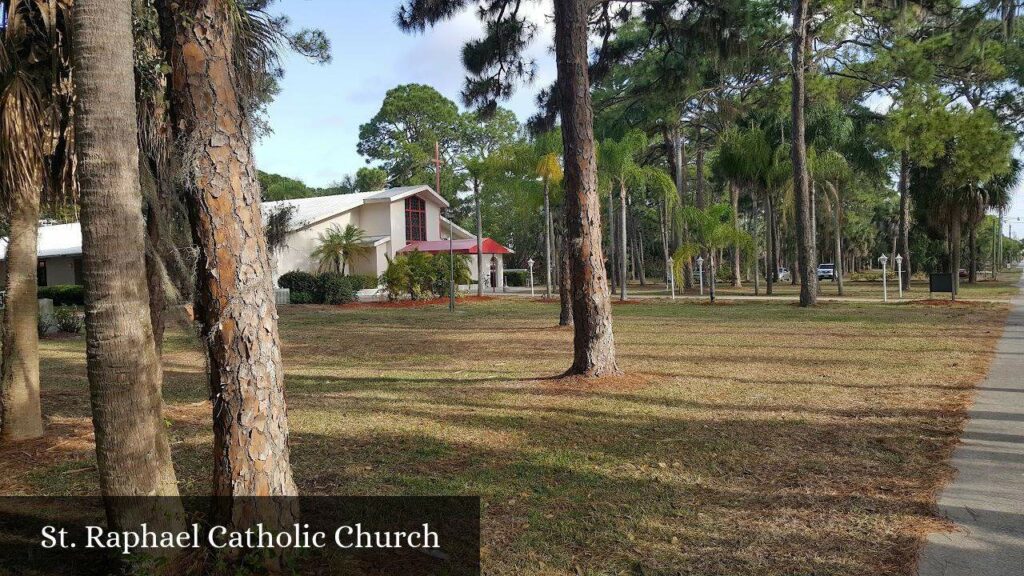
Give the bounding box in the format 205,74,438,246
1,196,43,441
475,178,484,297
160,0,298,523
554,0,617,376
558,229,573,327
897,151,911,290
695,127,705,210
72,0,185,534
791,0,817,306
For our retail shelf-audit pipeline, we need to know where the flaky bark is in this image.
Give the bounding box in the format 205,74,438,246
791,0,817,306
160,0,298,525
73,0,185,533
558,228,573,327
554,0,617,376
1,195,43,441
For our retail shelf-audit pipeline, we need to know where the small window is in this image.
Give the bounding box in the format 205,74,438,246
405,196,427,242
37,260,47,287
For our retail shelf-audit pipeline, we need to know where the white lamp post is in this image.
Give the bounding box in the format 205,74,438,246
879,254,889,303
527,258,535,297
895,254,903,299
697,256,705,296
668,258,676,300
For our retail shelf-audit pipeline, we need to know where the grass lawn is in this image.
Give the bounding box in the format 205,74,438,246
631,268,1023,301
2,294,1014,575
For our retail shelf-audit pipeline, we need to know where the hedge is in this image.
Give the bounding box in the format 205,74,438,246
277,271,319,295
316,272,356,305
38,285,84,306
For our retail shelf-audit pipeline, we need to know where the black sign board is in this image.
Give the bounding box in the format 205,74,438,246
929,273,955,294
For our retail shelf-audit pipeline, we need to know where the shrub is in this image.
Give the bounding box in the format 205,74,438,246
380,256,410,301
290,291,314,304
348,274,379,291
380,252,472,300
277,271,318,296
54,305,84,334
504,270,527,287
38,314,53,338
430,253,472,297
316,272,356,305
38,284,84,306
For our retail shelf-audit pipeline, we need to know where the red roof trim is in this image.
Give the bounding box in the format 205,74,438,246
398,238,513,255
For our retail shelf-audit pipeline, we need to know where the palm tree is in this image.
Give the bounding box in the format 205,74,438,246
537,150,563,299
966,159,1019,283
0,0,74,441
159,0,298,528
675,203,753,303
72,0,186,534
812,150,852,295
598,130,646,301
312,223,369,274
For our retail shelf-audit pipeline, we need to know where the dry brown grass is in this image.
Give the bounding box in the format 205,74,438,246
4,296,1012,575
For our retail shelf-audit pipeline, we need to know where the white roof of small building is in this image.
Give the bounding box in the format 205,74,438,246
0,222,82,261
2,186,450,261
263,185,448,231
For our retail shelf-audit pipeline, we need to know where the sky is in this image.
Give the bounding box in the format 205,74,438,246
254,0,1024,239
252,0,556,188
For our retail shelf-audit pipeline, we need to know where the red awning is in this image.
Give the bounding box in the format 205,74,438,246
398,238,513,255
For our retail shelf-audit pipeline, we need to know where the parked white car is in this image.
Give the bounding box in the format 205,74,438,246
817,263,837,281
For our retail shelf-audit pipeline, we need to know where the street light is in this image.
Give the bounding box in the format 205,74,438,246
696,256,705,296
895,254,903,299
527,258,535,297
668,258,676,300
879,254,889,303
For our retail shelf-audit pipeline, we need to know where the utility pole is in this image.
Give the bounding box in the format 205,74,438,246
436,141,454,312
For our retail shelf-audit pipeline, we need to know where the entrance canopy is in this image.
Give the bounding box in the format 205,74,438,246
398,238,512,255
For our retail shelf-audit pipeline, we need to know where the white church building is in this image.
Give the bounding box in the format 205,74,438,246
264,185,513,290
2,185,514,291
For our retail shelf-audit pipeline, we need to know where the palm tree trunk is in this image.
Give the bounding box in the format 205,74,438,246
791,0,817,306
543,179,552,298
950,207,962,299
160,0,298,524
475,178,484,297
765,194,775,295
620,181,628,300
968,220,978,284
830,185,845,296
1,195,43,441
660,200,671,285
709,253,716,303
554,0,617,376
607,190,617,294
72,0,185,534
731,181,741,287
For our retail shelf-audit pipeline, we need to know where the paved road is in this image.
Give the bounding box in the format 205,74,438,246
917,275,1024,575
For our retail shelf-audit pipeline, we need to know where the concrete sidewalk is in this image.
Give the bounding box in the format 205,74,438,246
917,275,1024,575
